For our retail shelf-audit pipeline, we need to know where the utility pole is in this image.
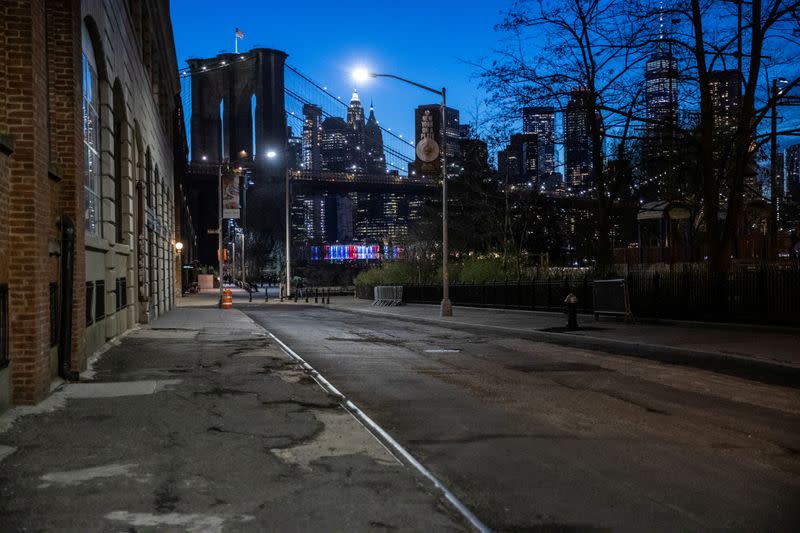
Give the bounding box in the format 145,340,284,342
770,79,779,258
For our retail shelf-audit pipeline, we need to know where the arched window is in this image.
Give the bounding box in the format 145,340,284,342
82,23,101,236
145,149,152,209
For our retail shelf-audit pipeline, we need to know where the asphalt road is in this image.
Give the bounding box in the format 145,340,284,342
244,304,800,533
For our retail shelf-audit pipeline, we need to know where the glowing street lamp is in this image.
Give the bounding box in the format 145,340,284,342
351,67,452,317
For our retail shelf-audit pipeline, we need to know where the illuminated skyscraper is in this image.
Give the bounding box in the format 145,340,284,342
708,70,740,132
346,90,366,172
645,50,678,132
320,116,348,171
787,144,800,197
523,106,555,177
564,88,594,190
302,104,322,171
364,101,385,174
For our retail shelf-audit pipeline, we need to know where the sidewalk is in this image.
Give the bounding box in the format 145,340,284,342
0,301,466,531
324,297,800,387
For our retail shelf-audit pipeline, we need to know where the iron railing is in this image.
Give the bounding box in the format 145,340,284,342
368,264,800,326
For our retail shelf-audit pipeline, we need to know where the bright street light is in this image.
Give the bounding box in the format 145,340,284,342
266,150,277,159
352,68,372,83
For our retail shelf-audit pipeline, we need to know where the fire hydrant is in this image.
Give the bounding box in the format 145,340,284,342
564,293,578,330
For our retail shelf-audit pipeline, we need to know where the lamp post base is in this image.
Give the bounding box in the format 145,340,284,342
440,298,453,317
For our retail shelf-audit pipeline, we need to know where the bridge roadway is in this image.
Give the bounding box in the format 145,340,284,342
186,163,601,208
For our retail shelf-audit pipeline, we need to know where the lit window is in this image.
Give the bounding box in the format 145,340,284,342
82,25,101,236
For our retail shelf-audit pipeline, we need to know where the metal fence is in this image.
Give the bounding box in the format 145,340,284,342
378,265,800,326
403,278,594,315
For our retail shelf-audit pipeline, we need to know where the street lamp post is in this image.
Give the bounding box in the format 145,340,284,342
353,68,452,316
215,155,251,307
266,149,291,299
218,164,224,306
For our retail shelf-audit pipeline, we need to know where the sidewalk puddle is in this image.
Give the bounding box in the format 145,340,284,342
38,463,149,488
270,410,398,469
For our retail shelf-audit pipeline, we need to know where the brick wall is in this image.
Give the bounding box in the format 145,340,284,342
0,0,182,407
3,0,54,404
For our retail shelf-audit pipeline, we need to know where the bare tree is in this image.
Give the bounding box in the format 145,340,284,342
480,0,650,266
679,0,800,271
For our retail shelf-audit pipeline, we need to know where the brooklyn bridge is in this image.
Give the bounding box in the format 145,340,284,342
179,47,440,267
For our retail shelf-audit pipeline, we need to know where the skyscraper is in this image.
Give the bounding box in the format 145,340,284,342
645,51,678,132
499,133,538,185
346,90,365,172
320,116,349,172
287,128,303,170
363,102,386,174
643,45,681,199
564,88,594,190
787,144,800,197
302,104,322,171
523,106,555,178
708,70,740,132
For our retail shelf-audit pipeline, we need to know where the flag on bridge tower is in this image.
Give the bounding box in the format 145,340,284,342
235,28,245,53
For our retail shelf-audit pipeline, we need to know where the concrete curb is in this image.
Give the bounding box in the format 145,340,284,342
328,305,800,389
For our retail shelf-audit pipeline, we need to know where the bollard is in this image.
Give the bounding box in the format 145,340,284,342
564,293,578,330
305,290,309,303
326,289,331,305
294,289,298,303
315,289,318,304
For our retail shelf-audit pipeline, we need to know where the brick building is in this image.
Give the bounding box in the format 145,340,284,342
0,0,184,409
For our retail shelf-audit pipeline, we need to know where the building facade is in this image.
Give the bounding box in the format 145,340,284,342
0,0,182,409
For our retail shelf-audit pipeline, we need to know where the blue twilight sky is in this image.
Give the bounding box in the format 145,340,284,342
170,0,508,146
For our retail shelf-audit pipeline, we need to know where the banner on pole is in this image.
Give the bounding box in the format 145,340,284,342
222,173,241,219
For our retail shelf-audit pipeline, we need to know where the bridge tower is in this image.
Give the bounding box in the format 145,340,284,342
186,48,288,263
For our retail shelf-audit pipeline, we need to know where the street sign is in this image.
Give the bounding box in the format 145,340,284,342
416,137,440,163
207,229,220,234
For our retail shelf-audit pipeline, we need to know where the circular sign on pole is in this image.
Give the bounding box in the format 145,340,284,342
416,137,440,163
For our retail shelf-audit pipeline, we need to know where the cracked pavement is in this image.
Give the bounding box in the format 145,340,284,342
245,303,800,533
0,307,467,532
